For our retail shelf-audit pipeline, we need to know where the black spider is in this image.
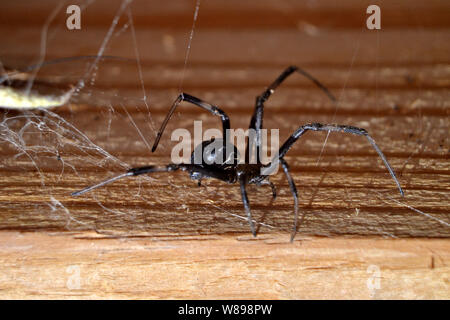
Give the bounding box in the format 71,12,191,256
72,66,404,241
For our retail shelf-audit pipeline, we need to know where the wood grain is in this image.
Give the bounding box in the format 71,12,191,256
0,0,448,299
0,231,448,299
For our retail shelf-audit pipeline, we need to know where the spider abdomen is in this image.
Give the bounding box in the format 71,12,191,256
190,138,240,168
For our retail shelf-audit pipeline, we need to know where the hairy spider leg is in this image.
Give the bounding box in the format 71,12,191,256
245,65,337,164
71,163,235,196
259,123,404,241
152,93,231,152
274,123,404,196
71,165,179,196
259,179,277,200
239,176,257,237
279,158,300,242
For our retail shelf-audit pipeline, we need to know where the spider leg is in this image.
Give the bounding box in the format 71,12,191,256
239,176,257,237
72,163,235,196
71,164,180,196
152,93,231,152
246,65,336,163
273,123,404,196
259,179,277,200
269,181,277,200
280,158,301,242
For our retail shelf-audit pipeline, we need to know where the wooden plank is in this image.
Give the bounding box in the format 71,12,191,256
2,28,450,66
0,0,449,29
0,231,448,299
0,105,447,236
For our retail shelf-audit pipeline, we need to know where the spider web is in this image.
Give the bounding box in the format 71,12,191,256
0,0,257,236
0,0,448,238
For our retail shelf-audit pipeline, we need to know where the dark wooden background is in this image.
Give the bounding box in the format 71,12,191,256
0,0,448,299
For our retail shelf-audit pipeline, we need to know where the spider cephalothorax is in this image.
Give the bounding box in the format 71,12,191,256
73,66,404,241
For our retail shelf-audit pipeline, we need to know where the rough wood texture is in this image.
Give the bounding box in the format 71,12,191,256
0,231,448,299
0,0,448,299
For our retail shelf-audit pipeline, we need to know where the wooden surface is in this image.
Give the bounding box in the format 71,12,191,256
0,0,449,299
0,231,449,299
